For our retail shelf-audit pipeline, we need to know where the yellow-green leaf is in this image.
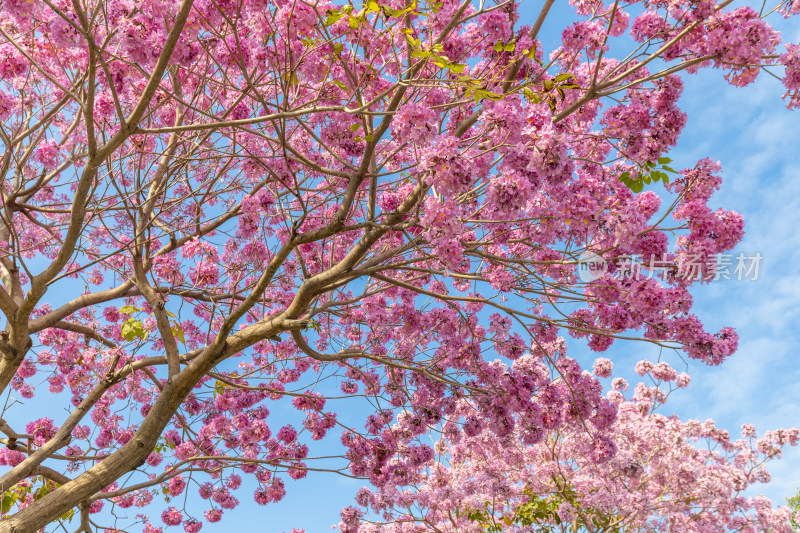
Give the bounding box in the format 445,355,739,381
2,494,12,513
324,10,344,25
522,87,541,103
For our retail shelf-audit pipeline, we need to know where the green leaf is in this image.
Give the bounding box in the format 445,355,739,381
405,34,420,47
619,171,630,180
503,42,515,52
121,322,134,341
119,305,138,314
467,509,486,522
2,494,12,513
394,0,418,17
446,63,466,73
122,319,148,341
662,165,677,173
477,90,504,101
657,156,672,164
554,73,576,82
333,43,343,55
364,134,374,141
522,87,541,103
172,323,185,344
493,41,504,52
350,123,360,132
348,15,359,29
34,485,49,500
324,10,344,25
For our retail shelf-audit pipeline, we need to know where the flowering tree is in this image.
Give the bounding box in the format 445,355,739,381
0,0,798,531
348,360,800,532
789,489,800,530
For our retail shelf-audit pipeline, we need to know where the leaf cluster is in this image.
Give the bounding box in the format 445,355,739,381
618,157,679,193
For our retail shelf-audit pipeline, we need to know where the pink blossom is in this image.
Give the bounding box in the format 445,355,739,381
592,357,613,378
634,360,654,376
183,521,202,533
168,475,186,497
35,141,60,170
276,425,297,443
203,509,222,523
161,507,183,526
651,362,677,382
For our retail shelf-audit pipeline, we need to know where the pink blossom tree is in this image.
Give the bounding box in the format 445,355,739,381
0,0,798,531
348,361,800,532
